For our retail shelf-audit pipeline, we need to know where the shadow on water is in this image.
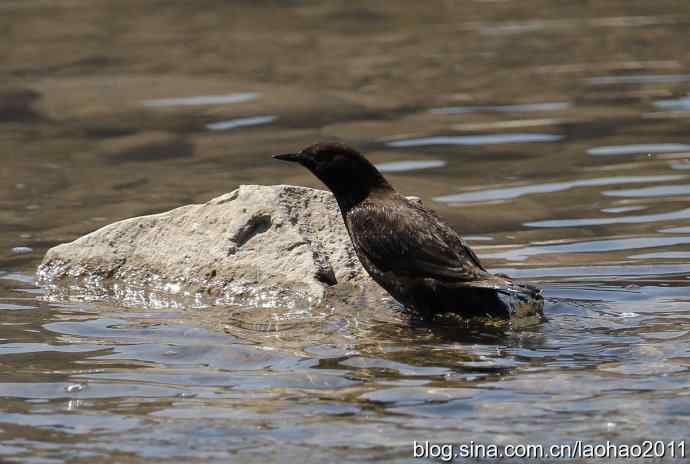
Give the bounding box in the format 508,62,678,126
2,0,690,462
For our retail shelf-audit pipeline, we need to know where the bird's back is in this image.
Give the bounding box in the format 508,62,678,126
344,192,486,282
343,192,543,318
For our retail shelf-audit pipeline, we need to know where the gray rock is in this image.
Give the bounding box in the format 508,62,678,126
38,185,383,308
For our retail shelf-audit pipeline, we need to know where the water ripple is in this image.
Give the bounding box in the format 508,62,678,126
526,207,690,228
655,94,690,111
0,303,35,311
142,93,258,107
386,133,562,147
486,236,690,261
660,226,690,233
601,206,647,213
629,252,690,260
433,175,685,204
588,143,690,156
588,74,690,85
604,184,690,198
206,115,277,131
495,264,690,278
374,160,446,173
431,101,571,114
671,161,690,171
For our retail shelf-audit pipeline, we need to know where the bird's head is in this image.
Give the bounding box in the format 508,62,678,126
273,142,392,209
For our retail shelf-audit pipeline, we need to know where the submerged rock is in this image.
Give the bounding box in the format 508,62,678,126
38,185,381,308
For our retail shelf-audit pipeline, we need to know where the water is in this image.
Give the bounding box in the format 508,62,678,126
2,1,690,462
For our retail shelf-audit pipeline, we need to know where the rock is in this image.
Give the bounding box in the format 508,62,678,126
38,185,382,308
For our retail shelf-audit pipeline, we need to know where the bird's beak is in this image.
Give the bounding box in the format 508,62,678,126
272,152,303,163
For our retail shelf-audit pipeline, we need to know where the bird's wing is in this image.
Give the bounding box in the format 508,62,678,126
346,196,486,282
410,200,487,272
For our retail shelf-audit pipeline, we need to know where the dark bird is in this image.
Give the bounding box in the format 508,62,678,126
273,142,543,320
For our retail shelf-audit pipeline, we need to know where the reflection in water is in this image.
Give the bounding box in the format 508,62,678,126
433,175,685,204
386,133,563,147
374,160,446,173
431,101,571,114
587,143,690,156
142,93,258,107
206,115,277,131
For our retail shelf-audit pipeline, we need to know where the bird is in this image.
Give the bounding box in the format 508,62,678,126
273,142,543,320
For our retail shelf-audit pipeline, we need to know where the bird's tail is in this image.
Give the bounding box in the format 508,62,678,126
463,275,544,319
497,277,544,319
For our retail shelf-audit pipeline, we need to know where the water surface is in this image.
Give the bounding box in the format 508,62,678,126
2,1,690,462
